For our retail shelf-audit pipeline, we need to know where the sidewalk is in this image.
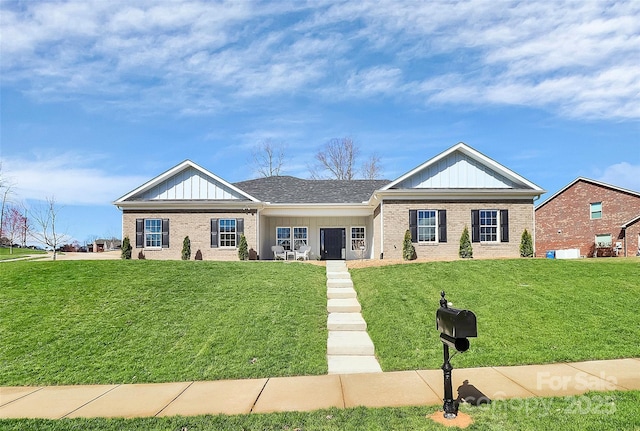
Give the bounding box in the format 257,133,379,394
1,358,638,419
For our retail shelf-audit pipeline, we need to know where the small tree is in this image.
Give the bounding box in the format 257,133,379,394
181,236,191,260
459,225,473,258
238,234,248,261
29,196,70,260
520,229,534,257
121,236,132,260
402,229,416,260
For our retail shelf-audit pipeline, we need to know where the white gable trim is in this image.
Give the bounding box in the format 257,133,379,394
382,142,544,192
114,160,260,204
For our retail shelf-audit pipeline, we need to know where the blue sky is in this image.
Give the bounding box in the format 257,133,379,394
1,0,639,245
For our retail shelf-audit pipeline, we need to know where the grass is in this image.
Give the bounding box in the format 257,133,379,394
350,258,640,371
0,246,47,261
0,260,328,386
0,390,638,430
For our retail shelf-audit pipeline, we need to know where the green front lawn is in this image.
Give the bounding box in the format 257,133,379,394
351,258,640,371
0,260,328,386
1,390,638,430
0,247,47,261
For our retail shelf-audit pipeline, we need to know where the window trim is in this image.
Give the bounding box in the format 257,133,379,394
595,233,612,248
350,226,366,251
417,210,438,243
144,218,162,249
479,209,499,243
276,226,292,250
219,218,237,248
293,226,308,250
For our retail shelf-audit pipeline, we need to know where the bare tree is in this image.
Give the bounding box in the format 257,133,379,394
251,139,286,177
361,153,382,179
311,137,359,180
29,196,71,260
1,205,28,253
0,163,15,240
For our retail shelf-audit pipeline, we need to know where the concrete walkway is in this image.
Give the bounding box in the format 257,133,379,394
326,260,382,374
1,358,638,419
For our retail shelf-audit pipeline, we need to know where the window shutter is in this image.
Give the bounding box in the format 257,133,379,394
500,210,509,242
438,210,447,243
211,219,219,248
161,219,170,248
471,210,480,243
236,218,244,245
409,210,417,243
135,219,144,248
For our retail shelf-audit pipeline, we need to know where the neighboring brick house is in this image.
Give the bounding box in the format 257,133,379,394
535,178,640,258
114,142,545,260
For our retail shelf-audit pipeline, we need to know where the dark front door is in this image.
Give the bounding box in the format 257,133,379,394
320,228,345,260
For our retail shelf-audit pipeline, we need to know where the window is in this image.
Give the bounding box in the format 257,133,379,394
145,219,162,248
590,202,602,219
351,227,365,251
595,234,612,248
479,210,498,242
219,219,237,247
293,227,308,249
276,227,291,250
418,210,437,242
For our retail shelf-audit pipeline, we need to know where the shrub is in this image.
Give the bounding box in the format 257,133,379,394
181,236,191,260
238,234,248,261
520,229,534,257
195,249,203,260
402,230,416,260
459,225,473,258
121,236,132,260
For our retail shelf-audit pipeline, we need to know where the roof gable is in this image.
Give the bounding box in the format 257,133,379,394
115,160,258,203
536,177,640,210
383,143,543,191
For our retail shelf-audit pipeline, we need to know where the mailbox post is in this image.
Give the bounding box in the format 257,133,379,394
436,291,477,419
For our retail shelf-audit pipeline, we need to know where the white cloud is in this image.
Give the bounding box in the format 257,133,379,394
1,0,638,119
1,154,148,205
597,162,640,193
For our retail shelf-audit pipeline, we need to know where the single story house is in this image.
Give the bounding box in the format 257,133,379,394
535,177,640,257
114,142,545,260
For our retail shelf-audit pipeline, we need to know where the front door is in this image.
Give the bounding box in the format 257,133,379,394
320,228,345,260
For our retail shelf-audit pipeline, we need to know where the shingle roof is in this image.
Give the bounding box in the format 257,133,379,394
234,176,389,204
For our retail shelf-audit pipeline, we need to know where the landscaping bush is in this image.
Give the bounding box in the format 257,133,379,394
459,225,473,258
402,229,416,260
238,234,248,260
121,236,132,260
181,236,191,260
520,228,533,257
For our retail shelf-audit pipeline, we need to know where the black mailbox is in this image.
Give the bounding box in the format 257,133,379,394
436,300,477,352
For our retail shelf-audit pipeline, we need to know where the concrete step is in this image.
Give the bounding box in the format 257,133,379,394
327,287,357,299
327,355,382,374
327,313,367,331
326,261,347,270
327,279,354,288
327,331,375,356
327,298,361,313
326,271,351,280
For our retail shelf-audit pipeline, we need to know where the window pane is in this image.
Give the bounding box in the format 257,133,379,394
219,219,236,247
144,219,162,247
591,202,602,219
417,210,436,242
479,210,498,242
351,227,365,250
277,227,291,250
293,227,308,249
595,234,612,247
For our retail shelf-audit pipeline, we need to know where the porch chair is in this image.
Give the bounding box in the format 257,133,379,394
271,245,286,260
295,245,311,261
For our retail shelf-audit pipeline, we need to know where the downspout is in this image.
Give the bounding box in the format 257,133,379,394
380,200,384,259
533,195,540,257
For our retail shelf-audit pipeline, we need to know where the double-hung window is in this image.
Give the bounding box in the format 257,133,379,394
590,202,602,219
351,227,365,251
418,210,437,242
219,219,237,247
595,234,612,248
293,227,308,249
144,219,162,248
479,210,498,242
